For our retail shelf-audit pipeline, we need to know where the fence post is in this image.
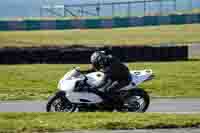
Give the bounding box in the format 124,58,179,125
128,2,131,17
159,0,163,15
64,5,66,17
174,0,177,11
96,3,100,16
144,0,146,16
40,7,43,17
112,3,115,17
81,6,84,17
189,0,193,10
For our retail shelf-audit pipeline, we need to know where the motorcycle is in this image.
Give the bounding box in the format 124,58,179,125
46,68,154,112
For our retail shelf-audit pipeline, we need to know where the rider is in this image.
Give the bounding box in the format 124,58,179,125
80,51,132,105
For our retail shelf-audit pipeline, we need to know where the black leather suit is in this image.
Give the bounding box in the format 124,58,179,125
82,56,131,97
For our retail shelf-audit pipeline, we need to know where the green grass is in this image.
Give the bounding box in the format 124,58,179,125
0,24,200,47
0,112,200,132
1,61,200,100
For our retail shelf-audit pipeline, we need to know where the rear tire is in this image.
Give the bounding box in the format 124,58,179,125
122,88,150,112
46,91,77,112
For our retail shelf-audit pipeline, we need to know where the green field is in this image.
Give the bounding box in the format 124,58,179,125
0,112,200,132
0,61,200,100
0,24,200,47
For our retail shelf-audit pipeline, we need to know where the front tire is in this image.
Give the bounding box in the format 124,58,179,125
122,88,150,112
46,91,77,112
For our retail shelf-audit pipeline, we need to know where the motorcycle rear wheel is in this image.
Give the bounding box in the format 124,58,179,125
121,88,150,112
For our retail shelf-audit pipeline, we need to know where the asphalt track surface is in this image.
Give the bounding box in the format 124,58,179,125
0,98,200,113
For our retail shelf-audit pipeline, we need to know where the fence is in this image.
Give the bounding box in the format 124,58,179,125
41,0,199,18
1,13,200,30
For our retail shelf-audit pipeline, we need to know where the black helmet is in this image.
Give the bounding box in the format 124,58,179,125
90,51,109,70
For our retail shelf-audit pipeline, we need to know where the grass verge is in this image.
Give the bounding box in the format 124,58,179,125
0,24,200,47
0,61,200,100
0,113,200,132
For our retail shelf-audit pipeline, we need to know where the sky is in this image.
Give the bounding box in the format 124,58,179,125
0,0,199,18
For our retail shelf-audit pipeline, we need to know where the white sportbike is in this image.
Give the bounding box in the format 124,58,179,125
46,68,154,112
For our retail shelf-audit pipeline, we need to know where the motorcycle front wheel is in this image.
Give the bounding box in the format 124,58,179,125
46,91,77,112
122,88,150,112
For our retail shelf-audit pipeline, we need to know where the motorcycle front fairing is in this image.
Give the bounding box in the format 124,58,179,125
58,69,83,93
59,78,80,93
57,69,103,104
58,70,105,92
85,72,105,88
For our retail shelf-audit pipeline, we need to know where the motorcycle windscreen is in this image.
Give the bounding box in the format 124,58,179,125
62,69,81,80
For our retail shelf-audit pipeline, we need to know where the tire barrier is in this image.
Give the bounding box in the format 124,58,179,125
0,13,200,31
0,46,188,64
188,44,200,59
